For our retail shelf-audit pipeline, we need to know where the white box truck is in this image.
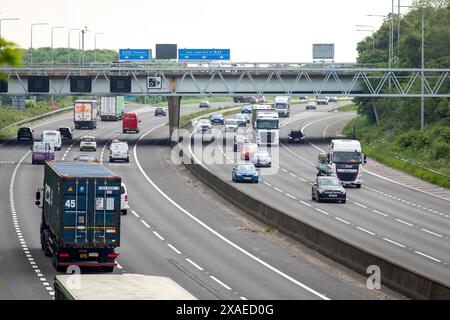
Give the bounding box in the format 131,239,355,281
100,96,124,121
274,96,291,117
74,100,97,129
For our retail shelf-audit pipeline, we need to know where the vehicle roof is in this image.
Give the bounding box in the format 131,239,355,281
19,126,32,130
81,136,95,139
75,99,96,103
331,139,361,150
54,274,196,300
42,130,59,133
48,161,118,178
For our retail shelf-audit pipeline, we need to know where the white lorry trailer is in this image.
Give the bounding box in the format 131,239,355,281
74,100,98,129
100,96,124,121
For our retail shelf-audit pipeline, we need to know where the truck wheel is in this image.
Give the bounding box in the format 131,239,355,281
43,230,53,257
53,255,66,272
121,210,127,215
103,266,114,273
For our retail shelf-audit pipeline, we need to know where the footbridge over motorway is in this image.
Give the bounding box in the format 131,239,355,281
1,64,449,135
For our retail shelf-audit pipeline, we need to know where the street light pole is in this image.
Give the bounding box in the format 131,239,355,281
355,25,375,50
0,17,19,39
30,22,48,65
420,8,425,131
94,32,104,64
80,26,88,66
68,28,80,67
51,26,64,65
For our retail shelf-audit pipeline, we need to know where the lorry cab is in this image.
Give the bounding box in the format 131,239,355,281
31,142,55,164
41,130,62,151
274,96,291,117
122,112,140,133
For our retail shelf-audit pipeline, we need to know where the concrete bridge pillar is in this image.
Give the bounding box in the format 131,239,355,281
168,96,181,141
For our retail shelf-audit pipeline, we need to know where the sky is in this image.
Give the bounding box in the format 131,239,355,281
0,0,414,62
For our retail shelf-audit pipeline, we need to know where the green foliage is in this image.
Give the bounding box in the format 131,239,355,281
19,47,118,65
396,130,430,150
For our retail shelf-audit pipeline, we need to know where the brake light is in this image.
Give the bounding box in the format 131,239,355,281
59,253,69,258
107,253,119,259
125,195,128,202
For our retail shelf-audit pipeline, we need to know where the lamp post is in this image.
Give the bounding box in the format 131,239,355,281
0,17,19,39
68,28,80,67
355,25,375,50
79,26,88,66
51,26,64,65
94,32,104,64
30,22,48,65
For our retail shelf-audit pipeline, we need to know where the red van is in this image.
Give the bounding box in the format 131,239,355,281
122,112,140,133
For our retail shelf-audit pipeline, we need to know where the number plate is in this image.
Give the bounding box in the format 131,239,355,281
88,252,99,257
328,194,338,197
80,253,88,259
244,177,252,180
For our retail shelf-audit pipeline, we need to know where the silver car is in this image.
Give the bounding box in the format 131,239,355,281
254,150,272,167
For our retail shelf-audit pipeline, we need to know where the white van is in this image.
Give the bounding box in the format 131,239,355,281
41,130,62,151
109,140,130,162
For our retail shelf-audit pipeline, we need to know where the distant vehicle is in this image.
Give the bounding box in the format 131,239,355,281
306,101,317,110
325,139,367,188
17,127,34,141
109,140,129,163
316,96,329,105
53,274,197,300
274,96,291,118
254,150,272,167
80,136,97,151
235,114,247,127
224,119,238,132
36,162,121,272
210,113,224,125
120,182,129,215
100,96,124,121
58,127,73,140
122,112,141,133
232,163,260,183
233,135,249,152
233,96,255,103
329,96,338,102
196,119,212,133
251,106,279,145
255,96,266,103
199,100,210,108
74,100,97,129
73,154,98,162
41,130,62,151
31,142,54,164
240,142,259,161
299,96,309,100
288,129,305,143
154,107,167,117
311,176,346,203
243,114,250,123
241,106,253,114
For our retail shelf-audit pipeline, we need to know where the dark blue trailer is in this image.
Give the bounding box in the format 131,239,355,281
36,161,121,272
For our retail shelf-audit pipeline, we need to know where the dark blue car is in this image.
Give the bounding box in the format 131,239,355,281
232,163,260,183
210,113,224,125
241,106,252,114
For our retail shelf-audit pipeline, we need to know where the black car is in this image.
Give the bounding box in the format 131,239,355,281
311,176,346,203
58,127,73,140
154,107,167,116
288,129,305,143
17,127,33,141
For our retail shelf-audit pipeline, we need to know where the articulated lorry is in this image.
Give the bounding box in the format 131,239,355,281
251,105,279,146
318,139,367,188
35,161,121,272
53,274,197,300
74,100,97,129
100,96,124,121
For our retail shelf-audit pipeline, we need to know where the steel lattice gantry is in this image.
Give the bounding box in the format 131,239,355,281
0,65,449,97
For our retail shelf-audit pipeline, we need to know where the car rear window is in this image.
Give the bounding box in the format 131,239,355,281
82,137,95,142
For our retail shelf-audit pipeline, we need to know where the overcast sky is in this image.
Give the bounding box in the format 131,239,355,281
1,0,414,62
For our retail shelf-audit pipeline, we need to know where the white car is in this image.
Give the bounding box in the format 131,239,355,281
80,136,97,151
254,150,272,167
109,140,129,163
196,119,212,133
224,119,238,132
41,130,62,151
233,135,250,152
120,182,129,215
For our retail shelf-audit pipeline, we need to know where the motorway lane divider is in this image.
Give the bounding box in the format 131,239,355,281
178,120,450,300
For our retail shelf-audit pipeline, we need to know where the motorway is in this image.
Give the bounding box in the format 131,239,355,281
188,101,450,291
0,100,405,300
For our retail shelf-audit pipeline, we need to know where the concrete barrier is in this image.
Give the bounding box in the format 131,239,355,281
180,121,450,300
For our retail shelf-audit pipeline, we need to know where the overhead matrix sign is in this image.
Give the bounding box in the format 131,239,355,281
312,44,335,60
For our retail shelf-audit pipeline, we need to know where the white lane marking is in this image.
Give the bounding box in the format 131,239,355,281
299,200,312,207
273,187,283,193
263,181,272,187
168,244,181,254
315,208,330,216
382,238,406,248
356,227,376,236
281,168,288,173
134,124,330,300
353,202,368,209
153,231,165,241
334,217,351,225
141,220,151,229
240,296,248,300
210,276,232,290
289,173,297,177
186,258,204,271
395,219,414,227
414,251,442,263
372,209,389,217
420,229,443,238
131,210,140,218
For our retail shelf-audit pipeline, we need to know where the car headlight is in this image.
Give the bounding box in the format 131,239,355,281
318,189,324,194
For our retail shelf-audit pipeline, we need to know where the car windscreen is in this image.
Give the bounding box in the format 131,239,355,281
318,178,341,187
290,131,303,137
225,119,238,125
111,143,128,150
274,103,288,109
44,132,57,136
237,164,255,171
256,119,279,129
332,151,362,164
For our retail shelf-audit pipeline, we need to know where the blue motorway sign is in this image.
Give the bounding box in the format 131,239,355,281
178,49,230,61
119,49,152,61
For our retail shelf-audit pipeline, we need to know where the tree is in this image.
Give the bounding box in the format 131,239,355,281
0,38,21,67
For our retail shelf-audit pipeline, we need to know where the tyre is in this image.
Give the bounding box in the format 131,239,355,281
311,192,315,201
109,157,113,163
342,199,346,204
121,210,127,215
94,148,97,152
103,266,114,273
123,130,126,133
42,230,53,257
356,184,361,189
126,158,129,163
53,255,66,272
32,160,35,165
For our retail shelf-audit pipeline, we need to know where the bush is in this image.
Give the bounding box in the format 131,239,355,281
442,127,450,143
432,142,450,160
396,130,430,150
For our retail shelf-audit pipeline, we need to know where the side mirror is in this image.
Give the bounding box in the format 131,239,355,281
363,154,367,164
139,120,142,123
35,191,41,201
